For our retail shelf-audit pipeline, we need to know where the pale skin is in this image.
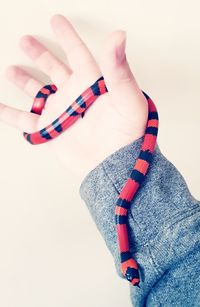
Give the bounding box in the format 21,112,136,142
1,14,148,185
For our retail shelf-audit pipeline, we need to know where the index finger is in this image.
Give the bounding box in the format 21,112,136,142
50,14,97,71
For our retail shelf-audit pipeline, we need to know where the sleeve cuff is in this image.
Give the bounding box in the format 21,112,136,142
78,135,200,296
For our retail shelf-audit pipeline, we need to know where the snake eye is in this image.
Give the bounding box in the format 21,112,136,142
125,267,140,281
125,268,134,281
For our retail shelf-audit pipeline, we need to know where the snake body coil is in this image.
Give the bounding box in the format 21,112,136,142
26,76,159,288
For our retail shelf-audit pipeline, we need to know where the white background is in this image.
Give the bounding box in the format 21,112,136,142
0,1,199,306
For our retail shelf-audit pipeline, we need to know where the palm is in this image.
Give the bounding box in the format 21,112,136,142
1,14,148,182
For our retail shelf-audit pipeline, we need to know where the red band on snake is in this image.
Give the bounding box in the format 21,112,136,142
26,76,159,288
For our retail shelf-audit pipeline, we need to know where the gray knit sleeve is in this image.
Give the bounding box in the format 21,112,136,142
79,136,200,307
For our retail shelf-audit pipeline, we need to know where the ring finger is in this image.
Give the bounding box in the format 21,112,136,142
6,65,45,97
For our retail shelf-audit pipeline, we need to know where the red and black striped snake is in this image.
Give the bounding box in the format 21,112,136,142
25,76,159,288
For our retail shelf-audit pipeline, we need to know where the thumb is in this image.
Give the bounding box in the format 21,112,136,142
99,30,139,91
99,30,148,124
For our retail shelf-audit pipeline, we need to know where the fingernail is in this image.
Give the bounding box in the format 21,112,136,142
115,31,126,64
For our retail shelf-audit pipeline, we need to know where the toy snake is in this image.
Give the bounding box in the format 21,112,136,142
25,76,159,288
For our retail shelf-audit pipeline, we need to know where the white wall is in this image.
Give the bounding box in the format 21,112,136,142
0,1,199,306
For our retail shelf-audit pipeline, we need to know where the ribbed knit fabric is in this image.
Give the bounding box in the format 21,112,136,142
79,136,200,306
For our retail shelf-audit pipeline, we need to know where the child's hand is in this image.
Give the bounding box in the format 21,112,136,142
1,14,148,183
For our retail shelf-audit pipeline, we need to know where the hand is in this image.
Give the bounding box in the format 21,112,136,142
1,14,148,184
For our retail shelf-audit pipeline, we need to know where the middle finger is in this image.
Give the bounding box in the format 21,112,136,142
20,35,72,87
